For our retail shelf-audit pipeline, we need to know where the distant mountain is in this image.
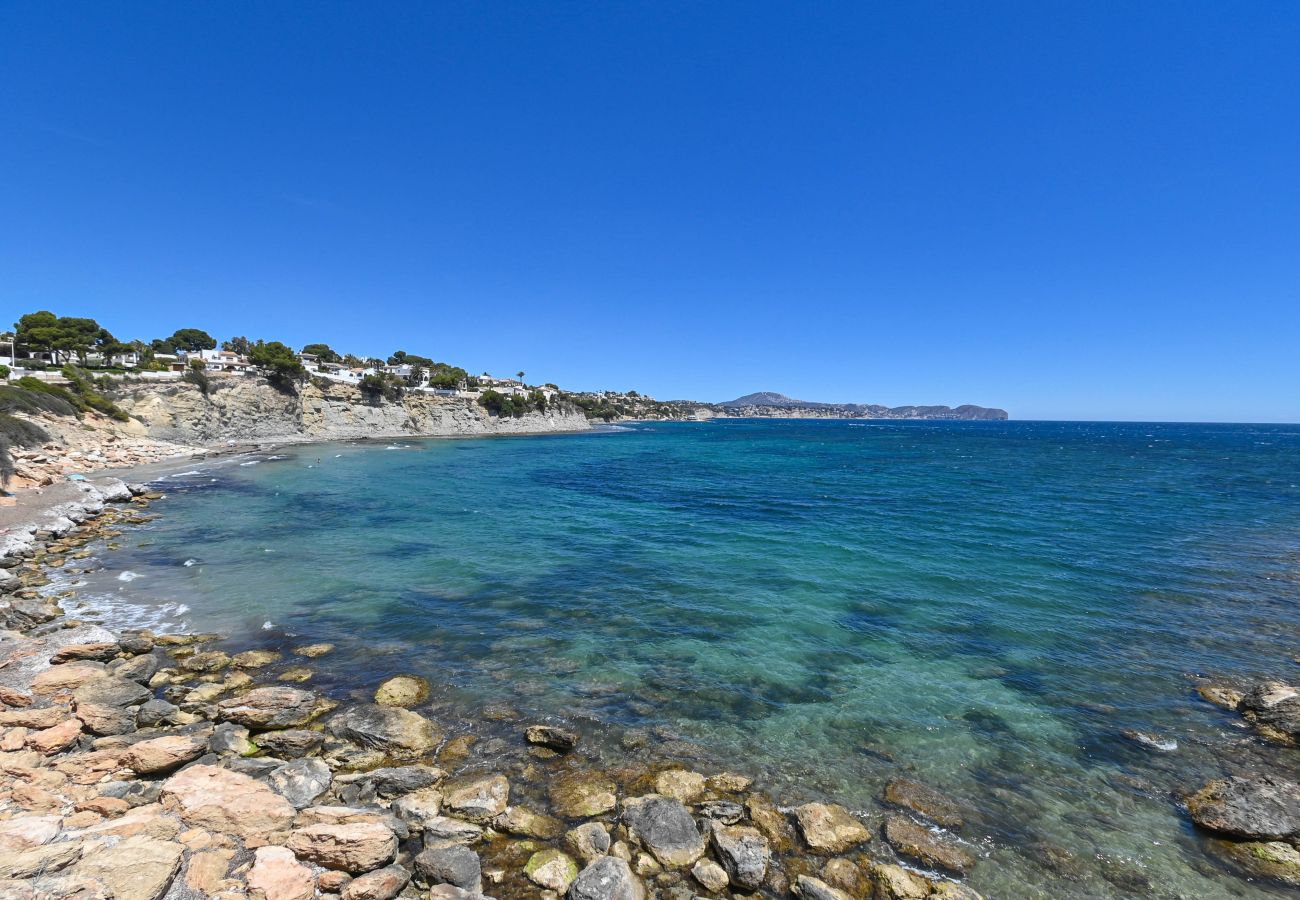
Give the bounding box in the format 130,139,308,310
722,392,818,407
716,391,1007,420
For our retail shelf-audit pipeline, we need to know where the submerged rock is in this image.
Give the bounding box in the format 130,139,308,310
551,772,618,818
1187,774,1300,841
882,779,964,829
1220,839,1300,888
441,774,510,824
883,814,976,875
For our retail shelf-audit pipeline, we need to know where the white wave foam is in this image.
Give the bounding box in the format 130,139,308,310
117,571,140,582
182,559,197,567
262,620,275,630
239,460,260,466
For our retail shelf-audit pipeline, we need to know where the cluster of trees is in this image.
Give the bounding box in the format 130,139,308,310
12,311,220,372
477,388,550,417
359,372,405,403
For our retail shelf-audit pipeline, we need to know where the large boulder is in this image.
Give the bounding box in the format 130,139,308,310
495,805,563,839
526,724,579,752
161,764,295,846
326,704,441,757
794,803,869,853
441,774,510,824
621,795,705,868
257,728,325,758
709,823,770,890
1187,774,1300,841
218,686,326,729
567,856,644,900
268,758,333,809
288,822,398,874
343,863,411,900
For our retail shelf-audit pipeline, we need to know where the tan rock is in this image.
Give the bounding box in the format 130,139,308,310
31,662,106,695
294,643,334,658
341,863,410,900
0,840,83,878
287,822,398,873
692,858,729,893
0,705,72,729
374,675,430,707
125,733,207,774
442,774,510,823
0,815,62,850
870,862,932,900
744,794,796,852
162,765,296,846
247,845,315,900
27,717,82,754
525,848,579,892
233,649,282,669
75,796,129,817
73,836,183,900
793,802,869,853
654,770,706,804
184,849,232,893
494,805,563,839
706,772,752,793
79,804,181,842
550,772,618,818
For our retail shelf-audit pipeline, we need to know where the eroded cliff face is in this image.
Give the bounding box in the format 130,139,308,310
114,378,590,444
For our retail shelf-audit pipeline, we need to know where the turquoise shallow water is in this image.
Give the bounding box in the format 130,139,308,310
61,420,1300,897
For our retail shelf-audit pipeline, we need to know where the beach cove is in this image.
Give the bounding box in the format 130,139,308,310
3,419,1300,898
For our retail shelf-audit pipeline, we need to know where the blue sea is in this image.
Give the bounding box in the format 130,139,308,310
61,420,1300,897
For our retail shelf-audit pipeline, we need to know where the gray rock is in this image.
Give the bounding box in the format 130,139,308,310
338,764,445,798
883,815,976,875
209,722,254,755
1188,774,1300,841
114,652,161,685
268,757,332,809
568,856,645,900
708,824,770,890
119,633,155,655
697,801,744,825
794,875,853,900
423,817,483,846
566,822,612,863
414,845,481,891
1240,681,1300,742
225,756,285,778
622,795,706,868
255,728,324,758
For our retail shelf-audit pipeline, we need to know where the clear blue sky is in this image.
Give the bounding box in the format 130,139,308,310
3,2,1298,421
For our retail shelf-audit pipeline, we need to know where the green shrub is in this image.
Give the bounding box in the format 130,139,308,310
60,366,130,421
360,373,404,403
0,365,9,380
183,359,211,396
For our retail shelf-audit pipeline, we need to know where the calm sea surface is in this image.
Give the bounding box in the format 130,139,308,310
60,420,1300,898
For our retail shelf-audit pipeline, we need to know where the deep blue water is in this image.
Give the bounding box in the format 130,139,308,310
62,420,1300,898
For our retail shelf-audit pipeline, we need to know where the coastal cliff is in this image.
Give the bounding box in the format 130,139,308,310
114,377,591,444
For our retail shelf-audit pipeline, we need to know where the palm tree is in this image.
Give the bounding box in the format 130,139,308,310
516,370,525,386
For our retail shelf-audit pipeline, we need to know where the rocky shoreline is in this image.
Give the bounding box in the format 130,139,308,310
0,480,988,900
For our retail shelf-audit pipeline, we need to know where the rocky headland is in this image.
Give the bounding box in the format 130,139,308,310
0,479,988,900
